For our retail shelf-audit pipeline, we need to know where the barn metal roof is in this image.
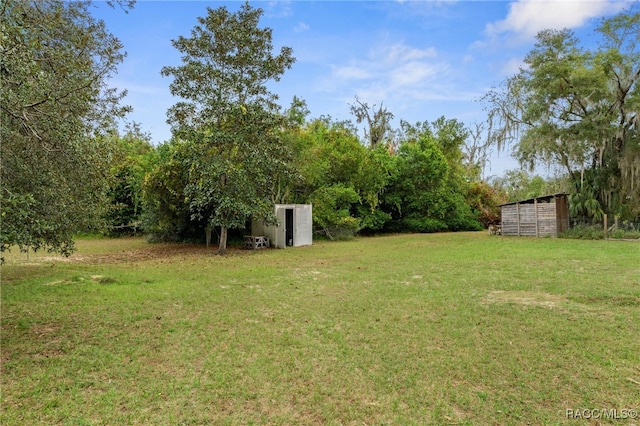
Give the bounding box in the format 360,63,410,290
499,193,569,207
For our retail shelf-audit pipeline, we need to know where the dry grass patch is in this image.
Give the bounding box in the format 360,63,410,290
482,290,569,309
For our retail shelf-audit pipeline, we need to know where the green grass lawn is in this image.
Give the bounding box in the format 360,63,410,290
2,233,639,425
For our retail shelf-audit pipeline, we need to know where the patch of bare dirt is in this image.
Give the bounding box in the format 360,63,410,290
482,290,568,309
7,244,255,266
71,244,250,264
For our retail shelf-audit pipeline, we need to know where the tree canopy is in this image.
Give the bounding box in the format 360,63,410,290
160,2,295,254
104,124,154,236
0,0,132,259
484,7,640,220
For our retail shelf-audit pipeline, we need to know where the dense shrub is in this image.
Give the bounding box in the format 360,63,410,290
560,225,605,240
609,229,640,239
561,224,640,240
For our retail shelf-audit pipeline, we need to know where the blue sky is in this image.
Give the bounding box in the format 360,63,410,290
94,0,630,177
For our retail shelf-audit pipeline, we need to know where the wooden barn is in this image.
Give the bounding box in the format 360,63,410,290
500,194,569,237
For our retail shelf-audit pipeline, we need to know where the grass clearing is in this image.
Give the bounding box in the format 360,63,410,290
2,233,639,425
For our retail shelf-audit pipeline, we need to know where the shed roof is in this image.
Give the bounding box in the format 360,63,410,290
499,193,568,207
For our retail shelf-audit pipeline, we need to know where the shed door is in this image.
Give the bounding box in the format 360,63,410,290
275,207,286,248
285,208,294,246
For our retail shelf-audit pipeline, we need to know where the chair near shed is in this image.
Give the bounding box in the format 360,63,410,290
251,204,313,248
500,194,570,237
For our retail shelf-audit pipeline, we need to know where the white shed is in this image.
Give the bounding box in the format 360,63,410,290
252,204,313,248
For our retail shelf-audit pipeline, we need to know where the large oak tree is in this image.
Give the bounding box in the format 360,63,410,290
0,0,132,259
483,7,639,219
161,2,295,254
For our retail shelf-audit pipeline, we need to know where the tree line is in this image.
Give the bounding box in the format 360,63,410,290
2,1,637,258
108,103,500,249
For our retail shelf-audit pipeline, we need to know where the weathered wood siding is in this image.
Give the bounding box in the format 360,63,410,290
501,194,569,237
555,195,570,234
536,201,558,237
501,204,520,235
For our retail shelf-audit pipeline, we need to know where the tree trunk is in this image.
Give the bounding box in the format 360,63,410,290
205,224,212,248
218,226,228,255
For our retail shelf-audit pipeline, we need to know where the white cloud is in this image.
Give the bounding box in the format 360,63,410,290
265,1,293,19
501,57,526,75
332,64,372,81
389,61,446,87
324,42,444,90
294,22,309,33
382,44,437,63
469,0,630,83
486,0,627,39
316,41,463,112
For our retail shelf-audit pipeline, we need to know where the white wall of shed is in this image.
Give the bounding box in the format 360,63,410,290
293,204,313,247
251,204,313,249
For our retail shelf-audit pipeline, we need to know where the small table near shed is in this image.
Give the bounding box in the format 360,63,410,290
244,235,270,250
